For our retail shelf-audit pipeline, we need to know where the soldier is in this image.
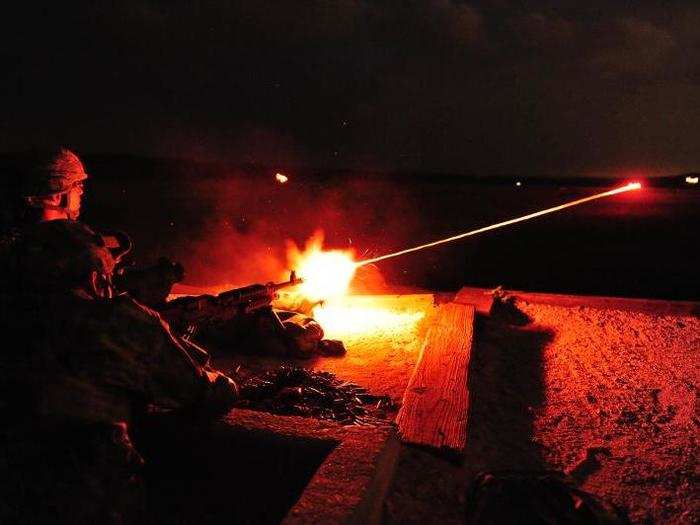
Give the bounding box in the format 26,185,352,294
0,148,183,306
0,149,238,522
4,148,335,358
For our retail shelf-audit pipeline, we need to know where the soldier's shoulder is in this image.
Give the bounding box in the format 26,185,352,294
7,221,116,292
17,221,108,270
23,220,105,247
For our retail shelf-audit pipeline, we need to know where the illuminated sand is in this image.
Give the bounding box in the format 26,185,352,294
310,294,436,401
386,291,699,525
511,300,699,524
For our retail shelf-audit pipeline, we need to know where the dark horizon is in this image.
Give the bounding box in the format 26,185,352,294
2,2,699,178
4,150,697,186
72,152,700,188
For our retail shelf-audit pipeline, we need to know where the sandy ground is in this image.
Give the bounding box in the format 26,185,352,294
194,288,698,523
309,294,436,402
385,298,699,524
518,301,699,523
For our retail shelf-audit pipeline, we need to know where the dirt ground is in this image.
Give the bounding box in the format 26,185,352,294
385,298,699,524
199,289,698,523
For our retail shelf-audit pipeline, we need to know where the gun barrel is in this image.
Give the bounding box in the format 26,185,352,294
269,275,304,292
161,270,304,328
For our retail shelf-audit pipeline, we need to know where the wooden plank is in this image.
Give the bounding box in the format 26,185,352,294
454,286,495,314
395,302,475,453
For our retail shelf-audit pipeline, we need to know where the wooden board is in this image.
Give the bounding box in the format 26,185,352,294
395,302,475,453
454,286,495,314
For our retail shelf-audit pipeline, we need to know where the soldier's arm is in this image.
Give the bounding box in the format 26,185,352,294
114,257,185,309
77,295,237,413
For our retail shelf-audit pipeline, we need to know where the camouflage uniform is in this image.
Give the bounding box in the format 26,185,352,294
0,220,237,523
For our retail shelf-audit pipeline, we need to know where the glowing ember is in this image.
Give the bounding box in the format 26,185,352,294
287,231,356,302
275,172,289,183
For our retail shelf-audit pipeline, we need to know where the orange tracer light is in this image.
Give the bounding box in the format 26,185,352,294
357,182,643,267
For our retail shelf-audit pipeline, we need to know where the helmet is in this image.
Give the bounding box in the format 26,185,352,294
19,148,88,197
2,148,90,221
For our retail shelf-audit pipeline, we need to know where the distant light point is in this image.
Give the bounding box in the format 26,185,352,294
516,181,522,187
685,176,698,185
275,173,289,184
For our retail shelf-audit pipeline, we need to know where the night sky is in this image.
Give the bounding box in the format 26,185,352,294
2,1,698,177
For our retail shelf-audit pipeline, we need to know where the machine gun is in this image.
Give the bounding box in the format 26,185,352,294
160,271,303,330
